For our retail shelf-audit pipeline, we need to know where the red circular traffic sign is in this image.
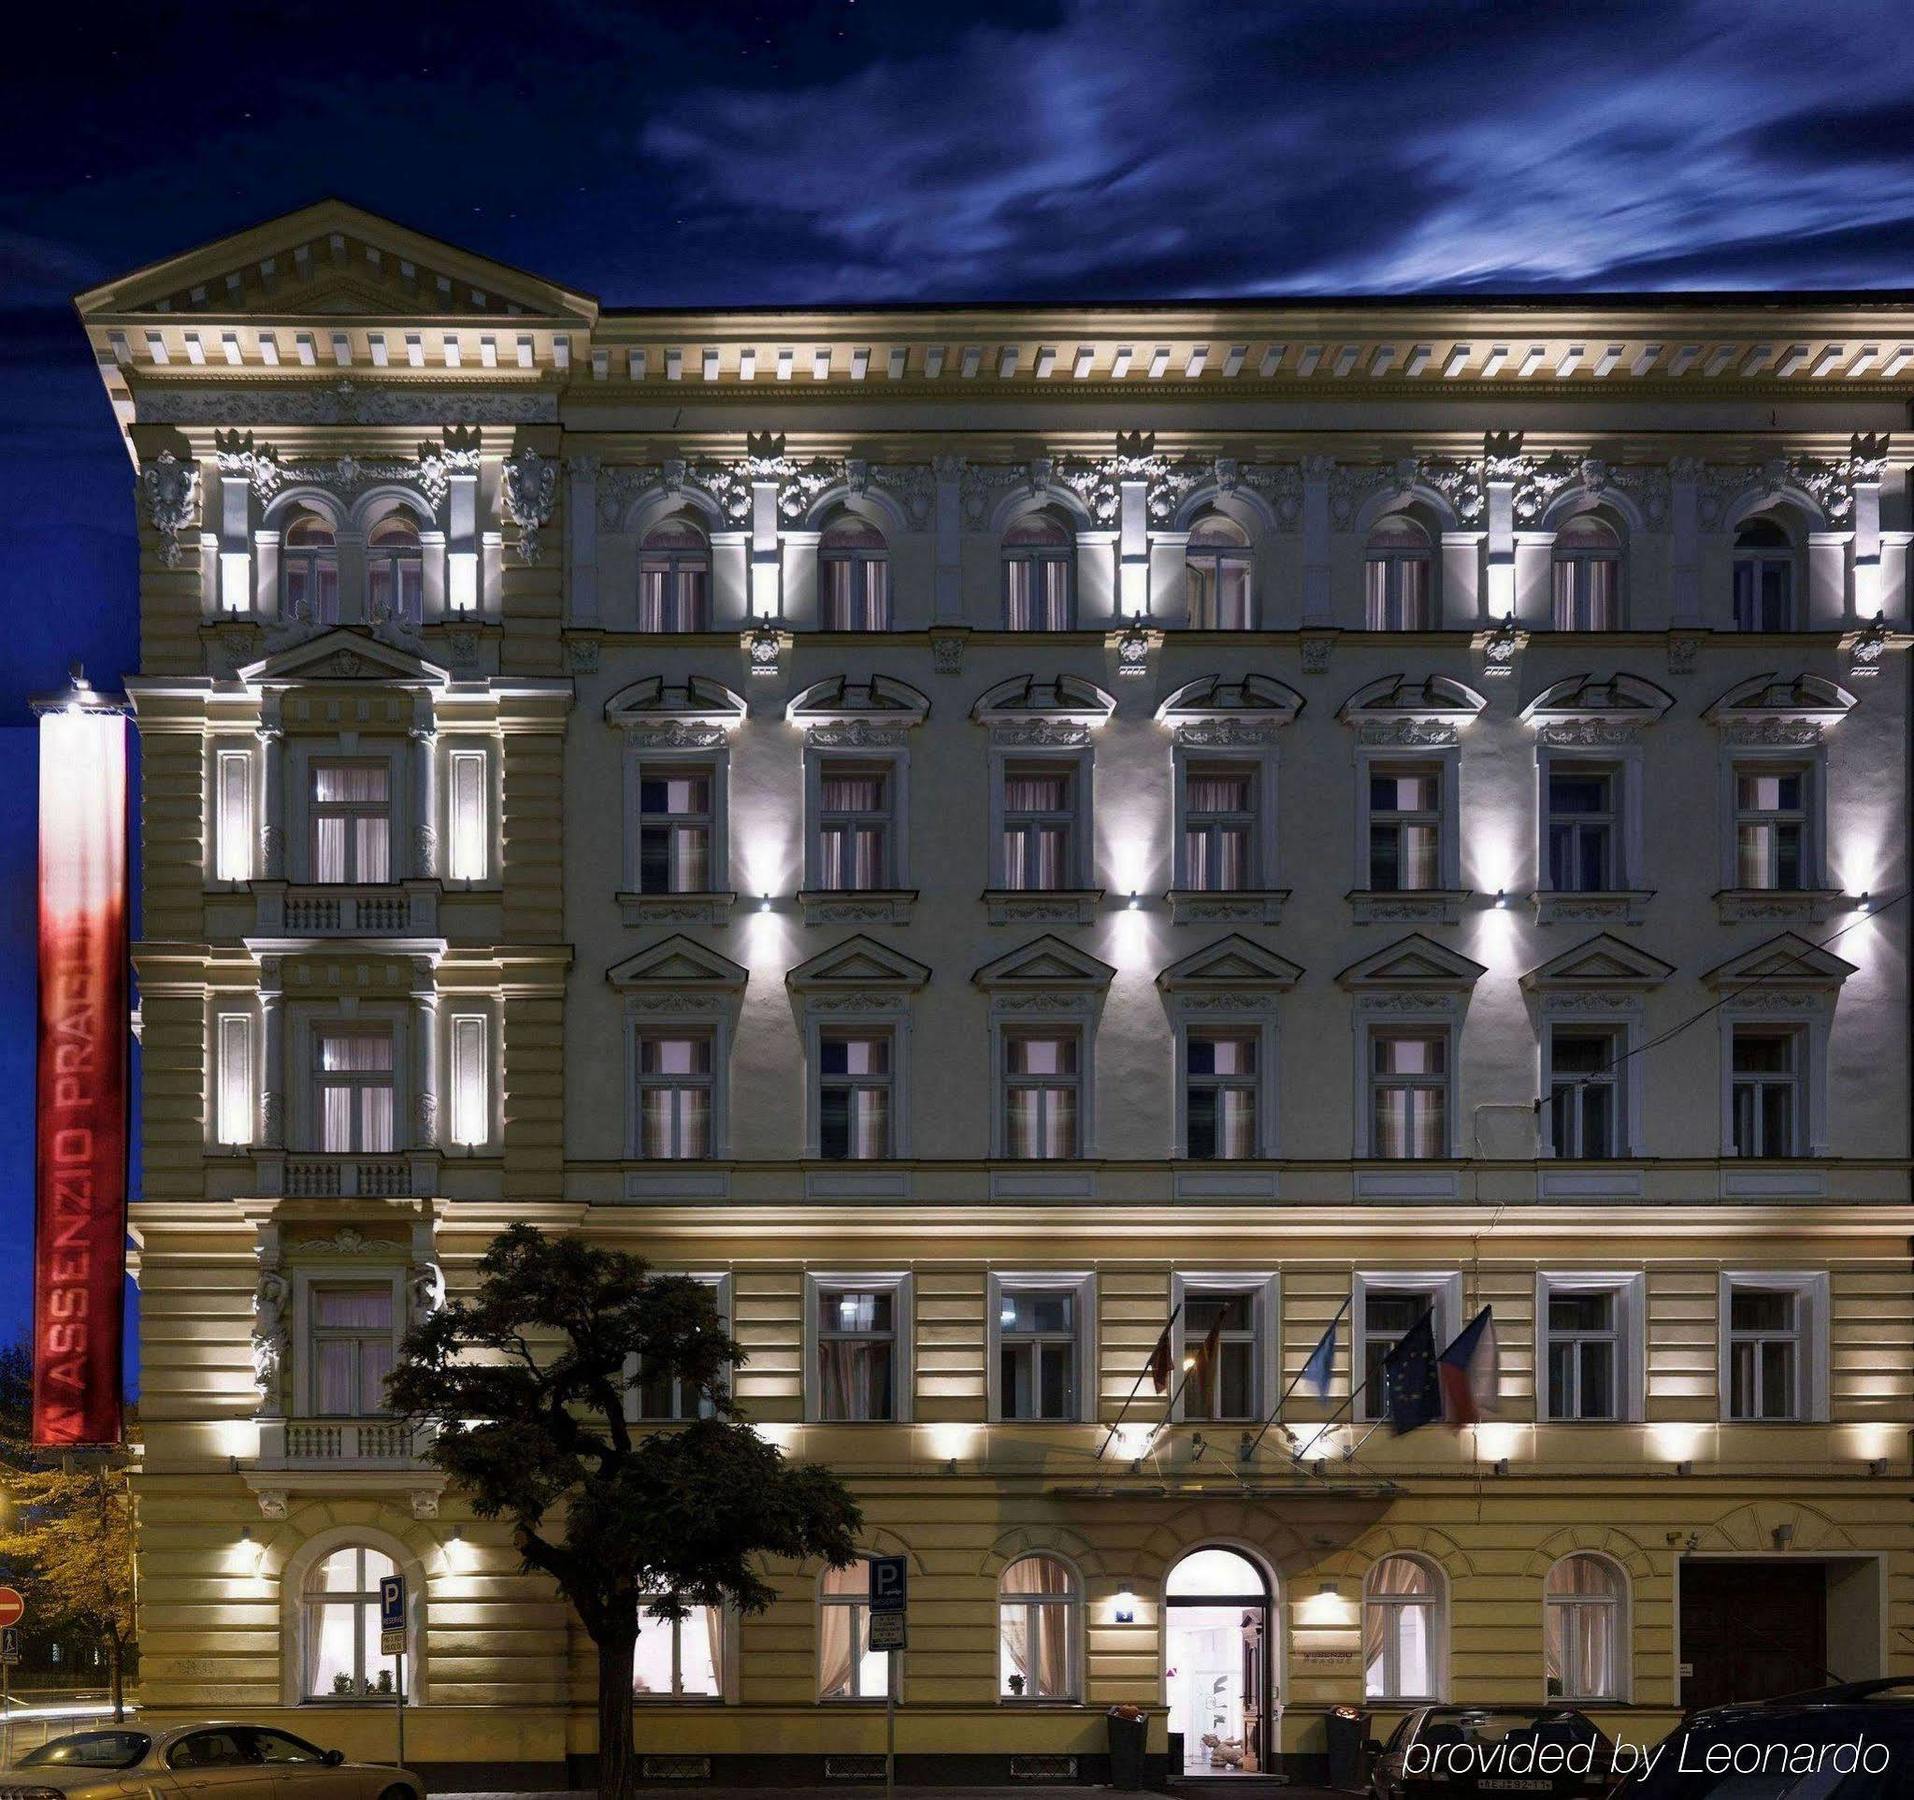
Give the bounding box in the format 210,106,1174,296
0,1589,25,1628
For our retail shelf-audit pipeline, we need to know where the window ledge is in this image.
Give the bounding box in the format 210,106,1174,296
797,888,918,926
982,887,1104,925
1167,887,1290,925
1713,887,1843,923
1346,888,1472,925
617,889,738,928
1531,889,1654,926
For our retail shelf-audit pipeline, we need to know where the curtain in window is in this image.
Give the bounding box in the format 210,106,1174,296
819,1604,855,1698
1007,1086,1076,1158
1005,775,1067,810
1000,1557,1073,1697
1373,1089,1442,1159
819,1341,891,1420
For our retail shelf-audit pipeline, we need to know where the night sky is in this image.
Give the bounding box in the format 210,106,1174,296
4,0,1914,1366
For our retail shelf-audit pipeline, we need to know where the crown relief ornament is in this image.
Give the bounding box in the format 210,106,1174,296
139,451,201,564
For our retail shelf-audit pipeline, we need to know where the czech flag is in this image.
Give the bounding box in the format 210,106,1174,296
1437,1306,1499,1429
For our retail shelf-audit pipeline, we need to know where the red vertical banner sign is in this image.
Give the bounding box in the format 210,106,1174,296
33,697,129,1447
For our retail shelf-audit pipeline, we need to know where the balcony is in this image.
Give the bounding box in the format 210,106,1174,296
256,1416,434,1471
253,880,439,938
258,1151,439,1199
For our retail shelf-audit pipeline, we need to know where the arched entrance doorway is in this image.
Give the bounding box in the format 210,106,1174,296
1164,1546,1274,1775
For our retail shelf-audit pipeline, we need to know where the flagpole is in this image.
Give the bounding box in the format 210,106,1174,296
1097,1303,1181,1461
1245,1295,1352,1461
1293,1301,1438,1462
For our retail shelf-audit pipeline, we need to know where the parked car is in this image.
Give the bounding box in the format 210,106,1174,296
1369,1705,1613,1800
1618,1678,1914,1800
5,1723,423,1800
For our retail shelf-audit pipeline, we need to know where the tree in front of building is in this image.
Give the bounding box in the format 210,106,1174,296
389,1224,863,1800
0,1336,138,1721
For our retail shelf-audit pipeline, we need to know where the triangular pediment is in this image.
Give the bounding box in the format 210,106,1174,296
239,628,447,687
1703,932,1857,988
1158,935,1304,991
75,200,597,324
973,934,1116,989
1522,933,1676,990
788,935,931,991
607,935,749,991
1337,932,1486,989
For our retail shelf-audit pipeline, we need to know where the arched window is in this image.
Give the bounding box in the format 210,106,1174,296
303,1544,403,1701
1364,515,1434,630
1364,1555,1442,1701
635,1592,723,1700
819,516,891,631
366,513,423,627
1544,1555,1624,1701
1003,513,1075,631
1552,516,1623,630
1186,515,1254,630
819,1557,892,1700
1733,516,1797,632
998,1555,1079,1701
639,518,711,632
282,512,339,625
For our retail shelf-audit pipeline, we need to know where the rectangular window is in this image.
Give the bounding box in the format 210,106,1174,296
819,1031,892,1160
315,1029,395,1153
639,558,709,632
1734,557,1794,632
637,1032,713,1159
1182,765,1254,892
1361,1288,1433,1421
1186,1030,1259,1159
1734,768,1808,889
310,761,392,884
1365,555,1431,631
1546,765,1618,892
1181,1288,1259,1422
1727,1285,1801,1420
1731,1028,1800,1157
1548,1029,1623,1159
311,1285,396,1416
817,1287,897,1422
635,1600,723,1699
639,767,715,894
1369,1030,1448,1159
447,749,488,882
448,1014,488,1148
1003,1030,1081,1159
997,1286,1079,1421
1544,1289,1619,1421
1368,766,1441,891
1553,555,1621,630
636,1277,726,1421
820,557,891,631
817,768,893,890
216,748,253,883
216,1013,254,1147
1004,559,1074,630
1001,766,1075,890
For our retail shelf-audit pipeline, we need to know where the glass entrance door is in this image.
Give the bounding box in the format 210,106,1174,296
1165,1547,1273,1775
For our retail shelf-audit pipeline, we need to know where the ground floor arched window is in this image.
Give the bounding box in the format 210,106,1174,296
998,1555,1079,1700
304,1544,403,1701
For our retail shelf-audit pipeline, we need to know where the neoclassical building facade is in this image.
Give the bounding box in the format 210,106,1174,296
81,202,1914,1785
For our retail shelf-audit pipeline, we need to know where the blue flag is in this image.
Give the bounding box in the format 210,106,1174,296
1301,1316,1338,1399
1382,1313,1442,1434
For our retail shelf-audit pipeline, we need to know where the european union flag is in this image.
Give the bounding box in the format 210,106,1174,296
1381,1313,1442,1434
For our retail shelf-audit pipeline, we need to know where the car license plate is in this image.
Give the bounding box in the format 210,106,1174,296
1478,1781,1552,1791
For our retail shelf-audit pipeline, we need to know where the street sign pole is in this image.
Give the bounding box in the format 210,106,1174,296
378,1574,407,1770
885,1649,896,1800
866,1557,908,1800
3,1643,10,1771
395,1647,405,1772
0,1595,27,1771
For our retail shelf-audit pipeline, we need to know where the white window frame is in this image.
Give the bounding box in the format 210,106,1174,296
1363,1554,1448,1702
298,1540,408,1703
625,1273,733,1423
1173,1010,1279,1160
817,529,892,632
1170,743,1279,893
290,1006,409,1156
634,1593,731,1703
215,1010,255,1148
290,1266,407,1419
1732,535,1798,632
1354,746,1461,894
1720,1012,1828,1159
288,739,409,886
1718,1271,1828,1423
1360,1018,1458,1160
625,742,731,896
1717,747,1827,894
1542,1019,1630,1160
630,1021,724,1161
1002,533,1077,630
987,1272,1097,1424
1551,533,1625,630
818,1556,895,1702
1351,1271,1462,1423
446,1012,491,1149
1536,746,1644,895
803,746,910,892
214,743,255,884
808,1015,909,1161
991,1016,1092,1160
1544,1554,1629,1703
988,747,1095,891
444,744,492,885
1169,1272,1278,1425
1364,537,1436,631
804,1273,914,1424
1536,1272,1645,1423
997,1553,1085,1703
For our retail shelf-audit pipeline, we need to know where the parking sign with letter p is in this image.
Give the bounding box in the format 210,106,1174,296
869,1555,908,1612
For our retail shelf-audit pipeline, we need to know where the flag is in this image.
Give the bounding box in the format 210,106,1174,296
1301,1315,1339,1400
1187,1320,1223,1415
1438,1306,1500,1429
1381,1314,1442,1435
1146,1323,1175,1395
